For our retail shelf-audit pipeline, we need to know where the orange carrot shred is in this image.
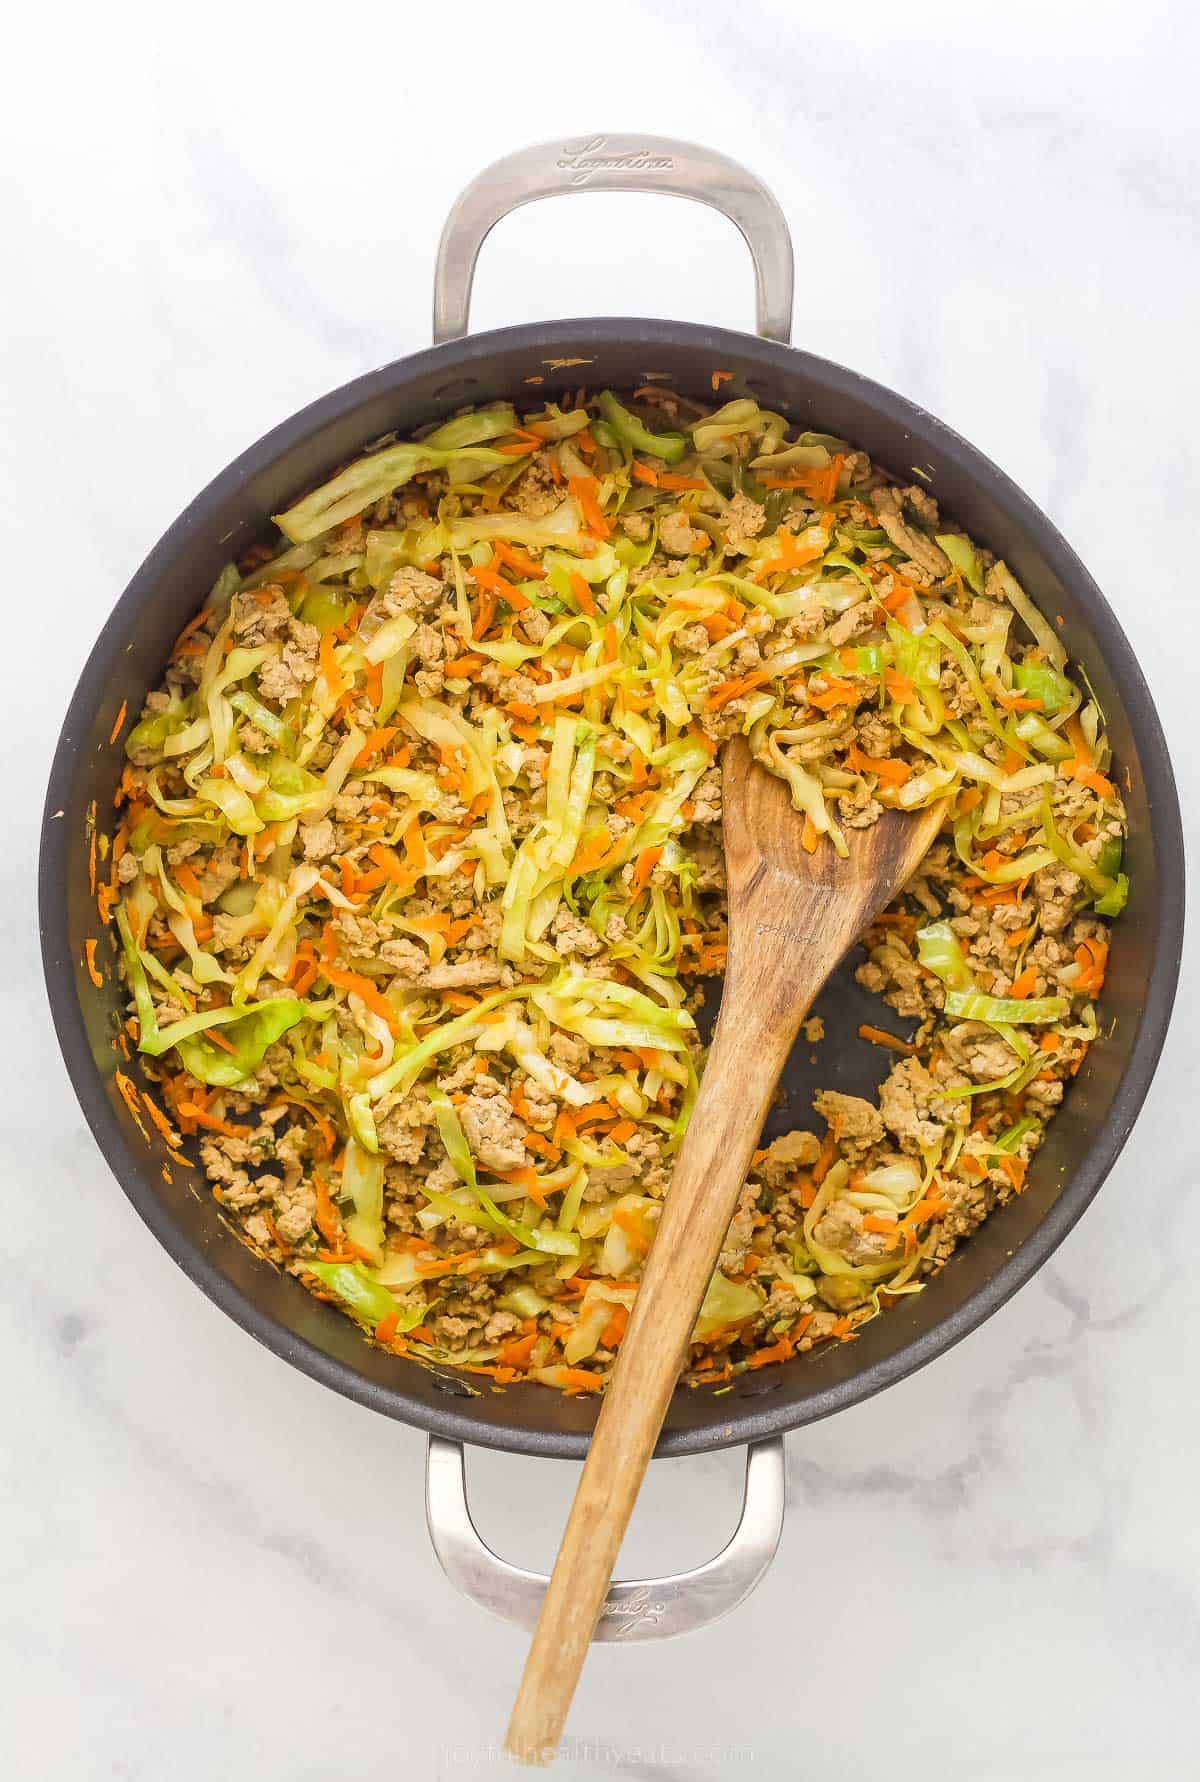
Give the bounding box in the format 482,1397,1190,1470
84,938,104,987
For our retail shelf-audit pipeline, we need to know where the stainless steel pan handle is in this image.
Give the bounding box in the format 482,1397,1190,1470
433,134,794,346
425,1434,784,1642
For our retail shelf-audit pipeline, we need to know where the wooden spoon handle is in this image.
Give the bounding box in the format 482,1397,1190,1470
505,970,812,1764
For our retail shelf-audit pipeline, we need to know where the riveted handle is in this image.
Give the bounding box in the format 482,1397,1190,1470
425,1434,784,1645
432,134,794,346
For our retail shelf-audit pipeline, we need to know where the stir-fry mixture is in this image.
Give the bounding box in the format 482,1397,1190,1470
100,386,1128,1393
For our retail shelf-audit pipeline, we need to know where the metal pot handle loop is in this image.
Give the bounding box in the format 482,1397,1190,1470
432,135,794,347
425,1433,784,1642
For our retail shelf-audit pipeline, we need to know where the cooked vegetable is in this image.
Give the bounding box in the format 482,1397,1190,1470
103,386,1126,1393
596,391,688,464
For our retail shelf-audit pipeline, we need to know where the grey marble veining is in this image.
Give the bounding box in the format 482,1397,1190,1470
3,1,1198,1776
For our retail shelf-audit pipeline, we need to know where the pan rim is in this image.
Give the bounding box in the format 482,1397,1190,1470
40,316,1186,1459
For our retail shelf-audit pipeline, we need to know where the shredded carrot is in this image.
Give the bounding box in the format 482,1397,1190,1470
319,945,400,1033
352,725,398,768
472,558,531,610
629,846,662,894
811,1132,838,1186
800,815,818,853
177,1104,248,1139
523,1133,561,1163
84,938,104,987
318,630,345,698
806,675,862,712
491,540,545,581
1061,716,1116,797
495,426,543,457
846,743,911,786
858,1023,915,1055
108,701,128,745
884,668,916,703
568,571,596,616
710,369,733,391
631,460,658,485
140,1093,181,1149
752,527,827,580
172,862,202,899
498,1331,539,1370
903,1195,948,1225
998,1155,1027,1193
401,815,428,872
470,582,497,639
171,606,212,656
1009,967,1038,1000
570,831,624,875
746,1333,794,1368
436,990,481,1016
707,668,769,710
612,1206,649,1254
567,474,611,539
288,944,318,995
312,1171,342,1248
1073,936,1108,995
559,1368,604,1395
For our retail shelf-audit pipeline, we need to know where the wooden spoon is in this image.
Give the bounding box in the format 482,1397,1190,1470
505,739,947,1765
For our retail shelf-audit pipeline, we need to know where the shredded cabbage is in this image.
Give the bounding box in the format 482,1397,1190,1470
106,384,1127,1396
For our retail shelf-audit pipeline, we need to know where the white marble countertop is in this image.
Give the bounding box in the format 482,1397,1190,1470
5,1,1199,1776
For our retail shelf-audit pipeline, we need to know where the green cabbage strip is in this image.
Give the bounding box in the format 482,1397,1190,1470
692,1271,763,1341
803,1161,898,1283
172,1001,314,1088
529,972,696,1055
935,534,985,595
228,691,296,752
943,988,1067,1025
1039,793,1128,913
306,1263,428,1332
1014,711,1074,761
275,407,526,543
988,561,1067,670
1012,663,1074,715
115,903,323,1079
596,391,687,463
914,920,974,991
691,399,786,455
426,1086,577,1257
989,1114,1040,1156
926,622,1021,759
342,1139,386,1262
365,990,522,1102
